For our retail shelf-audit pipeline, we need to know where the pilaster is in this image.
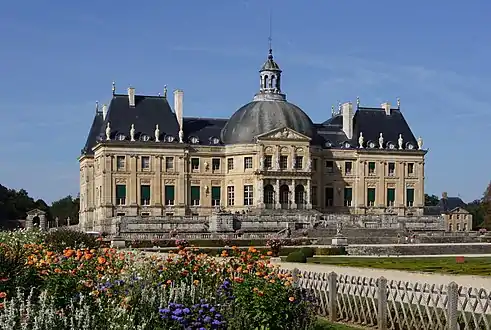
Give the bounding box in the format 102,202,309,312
154,156,162,206
275,179,281,209
306,179,312,209
129,155,138,205
290,179,296,209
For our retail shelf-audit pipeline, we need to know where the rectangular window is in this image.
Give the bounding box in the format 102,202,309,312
408,163,414,175
388,162,395,176
344,187,352,207
116,184,126,205
141,156,150,170
345,161,352,175
387,188,395,207
406,188,415,207
326,161,334,173
295,156,303,169
227,186,235,206
312,159,318,171
311,186,317,207
244,157,253,169
324,187,334,207
116,156,125,170
191,158,200,171
227,158,234,171
212,158,220,171
368,162,376,175
367,188,376,206
191,186,200,206
264,155,272,169
140,184,151,206
164,185,175,206
280,156,288,169
244,185,254,206
211,186,221,206
165,157,174,170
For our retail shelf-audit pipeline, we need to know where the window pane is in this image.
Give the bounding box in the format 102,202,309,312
165,185,175,200
191,186,200,200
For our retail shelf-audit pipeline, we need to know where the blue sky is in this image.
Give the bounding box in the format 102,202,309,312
0,0,490,204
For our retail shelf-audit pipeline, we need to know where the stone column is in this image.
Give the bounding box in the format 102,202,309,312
290,179,296,209
256,179,264,208
129,155,138,206
306,180,312,209
275,179,281,209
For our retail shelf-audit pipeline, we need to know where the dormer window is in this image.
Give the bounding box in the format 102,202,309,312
387,142,395,149
325,141,332,148
140,134,150,142
190,136,199,144
406,143,415,150
165,135,175,143
343,142,351,149
368,141,376,149
116,134,126,141
211,137,220,145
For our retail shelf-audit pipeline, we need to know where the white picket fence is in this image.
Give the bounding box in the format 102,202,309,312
283,268,491,330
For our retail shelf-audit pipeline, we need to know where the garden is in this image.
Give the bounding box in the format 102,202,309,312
0,229,353,330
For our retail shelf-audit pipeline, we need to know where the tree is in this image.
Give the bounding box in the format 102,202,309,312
465,199,485,230
424,194,440,206
481,182,491,230
49,195,80,226
0,184,49,227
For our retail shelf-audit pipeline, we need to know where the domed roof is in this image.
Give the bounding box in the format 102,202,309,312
220,100,315,144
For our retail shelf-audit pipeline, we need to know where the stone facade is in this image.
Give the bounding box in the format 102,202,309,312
79,48,427,232
445,207,473,232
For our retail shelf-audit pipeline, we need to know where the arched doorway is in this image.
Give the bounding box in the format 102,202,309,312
32,216,40,227
295,185,305,209
279,185,290,209
263,184,274,209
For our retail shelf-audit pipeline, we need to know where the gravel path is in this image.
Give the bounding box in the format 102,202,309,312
273,260,491,288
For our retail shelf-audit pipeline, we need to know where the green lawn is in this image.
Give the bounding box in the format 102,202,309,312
314,317,363,329
306,256,491,276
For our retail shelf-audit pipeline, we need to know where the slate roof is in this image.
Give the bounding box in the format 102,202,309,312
423,197,467,215
81,95,421,155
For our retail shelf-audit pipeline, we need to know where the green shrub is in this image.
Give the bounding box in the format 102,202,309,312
316,247,347,256
286,251,307,263
300,247,315,258
45,229,100,252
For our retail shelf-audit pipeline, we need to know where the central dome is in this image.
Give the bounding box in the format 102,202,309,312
220,100,315,144
220,48,315,145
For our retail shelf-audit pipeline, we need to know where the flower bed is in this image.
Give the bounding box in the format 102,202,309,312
0,229,318,329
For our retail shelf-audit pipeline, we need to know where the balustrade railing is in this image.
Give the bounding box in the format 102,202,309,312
280,268,491,330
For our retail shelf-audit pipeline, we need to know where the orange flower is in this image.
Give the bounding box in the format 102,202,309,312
233,277,244,283
85,254,93,260
97,256,106,264
289,296,295,302
54,268,62,273
193,280,200,286
266,251,273,256
0,292,7,299
64,249,75,258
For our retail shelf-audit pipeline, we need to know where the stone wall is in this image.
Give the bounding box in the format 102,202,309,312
346,243,491,256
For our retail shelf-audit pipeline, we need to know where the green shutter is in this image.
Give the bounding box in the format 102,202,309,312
191,186,200,200
387,188,395,202
367,188,376,202
344,188,352,200
406,188,414,202
165,185,175,200
116,184,126,198
141,185,151,199
211,186,221,200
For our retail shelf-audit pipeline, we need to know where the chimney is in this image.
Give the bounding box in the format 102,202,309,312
341,102,353,140
442,192,448,199
174,89,184,130
127,87,135,107
381,102,391,115
102,104,108,120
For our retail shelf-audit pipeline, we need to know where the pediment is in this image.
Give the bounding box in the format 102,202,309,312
27,208,46,216
256,127,311,141
449,207,469,214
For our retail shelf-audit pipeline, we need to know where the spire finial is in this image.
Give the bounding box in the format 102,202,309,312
331,105,335,117
95,101,99,113
112,81,116,95
164,85,168,98
397,97,401,108
356,96,360,108
268,7,273,59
